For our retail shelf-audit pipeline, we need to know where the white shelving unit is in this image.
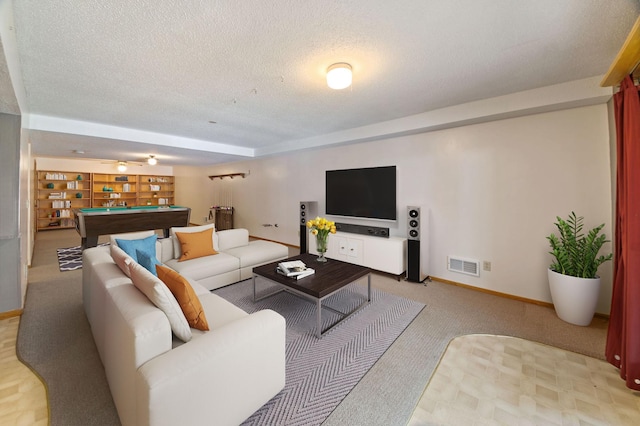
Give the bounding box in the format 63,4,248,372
309,231,407,276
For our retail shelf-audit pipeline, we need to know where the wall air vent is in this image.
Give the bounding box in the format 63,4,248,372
447,256,480,277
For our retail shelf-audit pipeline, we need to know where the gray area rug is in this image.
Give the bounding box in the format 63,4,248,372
214,278,425,426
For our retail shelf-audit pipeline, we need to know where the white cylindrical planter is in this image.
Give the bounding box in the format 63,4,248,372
547,269,600,326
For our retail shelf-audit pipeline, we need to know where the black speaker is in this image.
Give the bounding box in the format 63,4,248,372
299,201,318,254
407,206,429,282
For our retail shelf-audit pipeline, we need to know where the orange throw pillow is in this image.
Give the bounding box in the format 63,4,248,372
175,228,218,261
156,265,209,331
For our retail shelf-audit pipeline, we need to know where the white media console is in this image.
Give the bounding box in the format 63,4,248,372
308,231,407,276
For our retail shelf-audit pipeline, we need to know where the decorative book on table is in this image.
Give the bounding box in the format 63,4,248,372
277,260,315,279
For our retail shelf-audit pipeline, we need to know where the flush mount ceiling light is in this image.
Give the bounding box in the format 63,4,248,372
147,155,157,166
326,63,352,90
117,161,127,172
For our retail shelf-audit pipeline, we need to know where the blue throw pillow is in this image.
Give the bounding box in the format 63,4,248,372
115,234,157,263
136,249,162,276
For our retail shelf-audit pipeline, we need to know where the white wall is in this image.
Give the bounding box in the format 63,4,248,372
176,104,614,313
0,113,22,312
20,128,30,300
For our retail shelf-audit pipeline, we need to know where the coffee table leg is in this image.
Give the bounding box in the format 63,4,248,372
317,299,322,338
252,275,286,302
368,273,371,302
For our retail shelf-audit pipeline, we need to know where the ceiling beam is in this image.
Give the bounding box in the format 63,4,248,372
601,15,640,87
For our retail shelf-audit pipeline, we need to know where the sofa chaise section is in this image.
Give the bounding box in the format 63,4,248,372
82,227,288,425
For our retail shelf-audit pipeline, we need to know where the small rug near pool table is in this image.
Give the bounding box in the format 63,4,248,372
56,243,108,271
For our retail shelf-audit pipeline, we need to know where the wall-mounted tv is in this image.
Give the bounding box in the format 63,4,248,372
325,166,397,221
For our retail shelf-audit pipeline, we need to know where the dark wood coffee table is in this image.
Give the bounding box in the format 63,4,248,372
252,253,371,338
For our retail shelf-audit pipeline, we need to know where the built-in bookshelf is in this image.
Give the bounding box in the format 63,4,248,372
91,173,139,208
35,171,91,231
35,171,176,231
137,175,175,206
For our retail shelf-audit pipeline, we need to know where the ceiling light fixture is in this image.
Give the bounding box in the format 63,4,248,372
117,162,127,172
326,63,352,90
147,155,157,166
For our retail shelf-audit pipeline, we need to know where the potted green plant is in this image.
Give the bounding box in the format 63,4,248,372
547,212,613,326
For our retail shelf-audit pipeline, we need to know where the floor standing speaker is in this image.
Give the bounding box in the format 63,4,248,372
407,206,429,282
299,201,318,254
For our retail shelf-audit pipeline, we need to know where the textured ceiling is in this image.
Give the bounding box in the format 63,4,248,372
3,0,640,165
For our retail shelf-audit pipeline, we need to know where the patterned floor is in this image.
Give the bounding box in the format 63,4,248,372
409,335,640,426
56,243,109,271
214,279,424,426
55,245,84,271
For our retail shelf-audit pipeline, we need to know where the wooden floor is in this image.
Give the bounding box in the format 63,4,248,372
408,334,640,425
0,316,48,425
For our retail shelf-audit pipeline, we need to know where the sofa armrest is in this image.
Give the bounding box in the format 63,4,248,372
136,309,286,426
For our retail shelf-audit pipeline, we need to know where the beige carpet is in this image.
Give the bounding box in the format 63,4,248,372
409,334,640,426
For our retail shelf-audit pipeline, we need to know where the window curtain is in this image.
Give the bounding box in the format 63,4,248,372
606,74,640,390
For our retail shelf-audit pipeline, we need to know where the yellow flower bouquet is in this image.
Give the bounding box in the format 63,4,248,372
306,217,337,262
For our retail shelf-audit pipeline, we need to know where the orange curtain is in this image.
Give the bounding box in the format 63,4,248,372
606,75,640,390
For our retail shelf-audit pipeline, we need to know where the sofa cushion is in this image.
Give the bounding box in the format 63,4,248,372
158,238,175,264
188,278,211,297
115,234,157,263
156,265,209,331
137,249,161,276
175,228,218,262
110,244,134,277
217,228,249,251
170,224,217,259
190,293,248,339
164,252,239,282
223,240,289,268
129,261,192,342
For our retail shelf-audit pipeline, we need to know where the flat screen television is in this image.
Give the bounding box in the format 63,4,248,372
325,166,396,221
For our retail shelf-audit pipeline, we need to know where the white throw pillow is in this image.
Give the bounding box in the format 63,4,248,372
170,223,217,259
110,244,134,277
129,261,192,342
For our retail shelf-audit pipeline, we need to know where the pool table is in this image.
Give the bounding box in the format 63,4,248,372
75,206,191,249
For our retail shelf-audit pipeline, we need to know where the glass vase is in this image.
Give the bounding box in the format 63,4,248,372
316,235,328,262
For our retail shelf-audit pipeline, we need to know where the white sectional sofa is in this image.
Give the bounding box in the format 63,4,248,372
82,226,289,426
